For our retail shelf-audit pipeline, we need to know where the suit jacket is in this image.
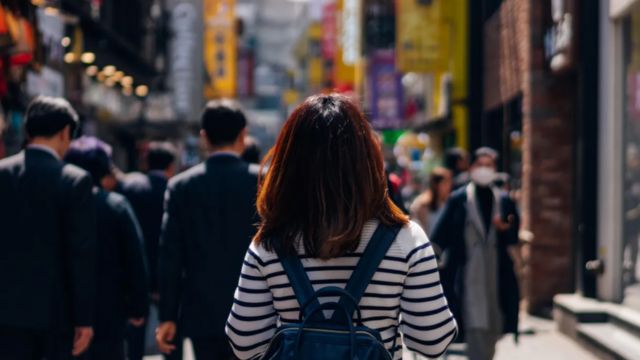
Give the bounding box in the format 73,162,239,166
159,154,258,338
0,149,96,331
430,185,520,340
93,189,150,340
120,172,168,294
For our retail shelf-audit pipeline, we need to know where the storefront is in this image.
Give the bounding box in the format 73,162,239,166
598,0,640,310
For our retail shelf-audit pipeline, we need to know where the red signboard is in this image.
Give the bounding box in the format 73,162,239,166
321,1,337,60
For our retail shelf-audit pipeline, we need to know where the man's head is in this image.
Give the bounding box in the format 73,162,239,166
444,147,469,175
147,141,177,177
64,136,114,189
200,99,247,154
25,96,79,157
470,147,499,187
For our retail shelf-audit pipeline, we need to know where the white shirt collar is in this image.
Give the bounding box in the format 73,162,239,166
27,144,61,160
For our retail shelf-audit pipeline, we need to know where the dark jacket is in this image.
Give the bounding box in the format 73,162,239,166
159,154,259,338
430,186,520,341
0,149,96,331
120,172,168,294
93,189,150,340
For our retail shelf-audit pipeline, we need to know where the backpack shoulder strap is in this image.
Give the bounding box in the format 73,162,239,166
334,223,402,320
275,243,320,320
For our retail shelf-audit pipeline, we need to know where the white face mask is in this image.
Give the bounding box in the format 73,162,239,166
470,166,496,187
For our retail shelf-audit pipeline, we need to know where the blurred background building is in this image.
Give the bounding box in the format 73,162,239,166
1,0,640,357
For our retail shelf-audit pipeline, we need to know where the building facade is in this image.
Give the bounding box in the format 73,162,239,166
470,0,600,313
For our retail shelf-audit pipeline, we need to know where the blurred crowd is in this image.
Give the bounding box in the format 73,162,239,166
0,95,521,360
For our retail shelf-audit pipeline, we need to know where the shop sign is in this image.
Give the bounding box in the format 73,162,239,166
145,93,176,122
368,50,403,129
204,0,237,99
237,47,254,98
544,0,576,73
341,0,361,65
629,73,640,121
36,7,65,66
335,0,355,86
396,0,451,73
83,82,142,122
169,0,203,122
321,1,337,60
26,66,64,98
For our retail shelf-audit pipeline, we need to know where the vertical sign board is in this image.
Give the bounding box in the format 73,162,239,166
169,0,204,122
335,0,356,86
544,0,577,73
204,0,237,99
369,50,403,129
321,1,337,60
396,0,450,73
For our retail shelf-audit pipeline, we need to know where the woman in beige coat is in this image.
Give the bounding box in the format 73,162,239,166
410,167,452,235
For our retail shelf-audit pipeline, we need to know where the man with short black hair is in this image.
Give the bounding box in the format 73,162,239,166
156,100,258,359
120,141,177,360
0,96,96,359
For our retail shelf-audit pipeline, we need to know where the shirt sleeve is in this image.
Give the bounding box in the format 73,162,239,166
226,245,278,360
400,225,458,358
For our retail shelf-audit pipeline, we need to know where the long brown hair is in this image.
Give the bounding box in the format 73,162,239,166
255,94,408,259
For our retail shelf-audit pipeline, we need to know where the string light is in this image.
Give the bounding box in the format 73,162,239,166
80,52,95,64
135,85,149,97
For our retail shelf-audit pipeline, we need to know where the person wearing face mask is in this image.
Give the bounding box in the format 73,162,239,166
430,147,521,360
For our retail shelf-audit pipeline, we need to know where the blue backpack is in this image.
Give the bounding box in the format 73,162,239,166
260,224,402,360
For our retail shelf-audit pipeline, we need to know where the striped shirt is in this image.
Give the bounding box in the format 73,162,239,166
225,220,457,359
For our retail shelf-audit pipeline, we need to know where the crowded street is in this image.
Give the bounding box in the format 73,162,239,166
1,0,640,360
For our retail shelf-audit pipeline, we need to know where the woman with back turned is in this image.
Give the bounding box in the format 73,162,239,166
225,94,457,360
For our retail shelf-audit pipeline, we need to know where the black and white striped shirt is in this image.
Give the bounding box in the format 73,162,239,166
225,220,457,359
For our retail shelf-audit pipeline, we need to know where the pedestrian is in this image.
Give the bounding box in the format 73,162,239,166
410,166,453,236
64,136,150,360
156,99,259,359
120,141,178,360
241,136,261,164
225,94,457,360
431,147,521,360
0,96,96,359
444,147,470,190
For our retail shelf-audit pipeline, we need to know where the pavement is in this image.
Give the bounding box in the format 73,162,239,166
407,315,598,360
144,315,596,360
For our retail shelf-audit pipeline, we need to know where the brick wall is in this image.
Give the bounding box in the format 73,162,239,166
483,0,576,313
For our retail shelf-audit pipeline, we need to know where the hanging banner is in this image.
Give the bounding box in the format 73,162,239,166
169,0,204,122
204,0,237,99
369,50,403,129
335,0,356,86
396,0,450,73
321,1,337,60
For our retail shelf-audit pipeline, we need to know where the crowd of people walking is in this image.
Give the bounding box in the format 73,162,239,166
0,94,520,360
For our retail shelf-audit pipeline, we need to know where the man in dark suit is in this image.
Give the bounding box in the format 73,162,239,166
120,142,177,360
64,136,150,360
156,100,258,359
0,96,96,359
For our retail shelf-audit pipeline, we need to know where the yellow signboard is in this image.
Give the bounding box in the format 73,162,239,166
396,0,451,73
334,0,355,86
204,0,236,98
